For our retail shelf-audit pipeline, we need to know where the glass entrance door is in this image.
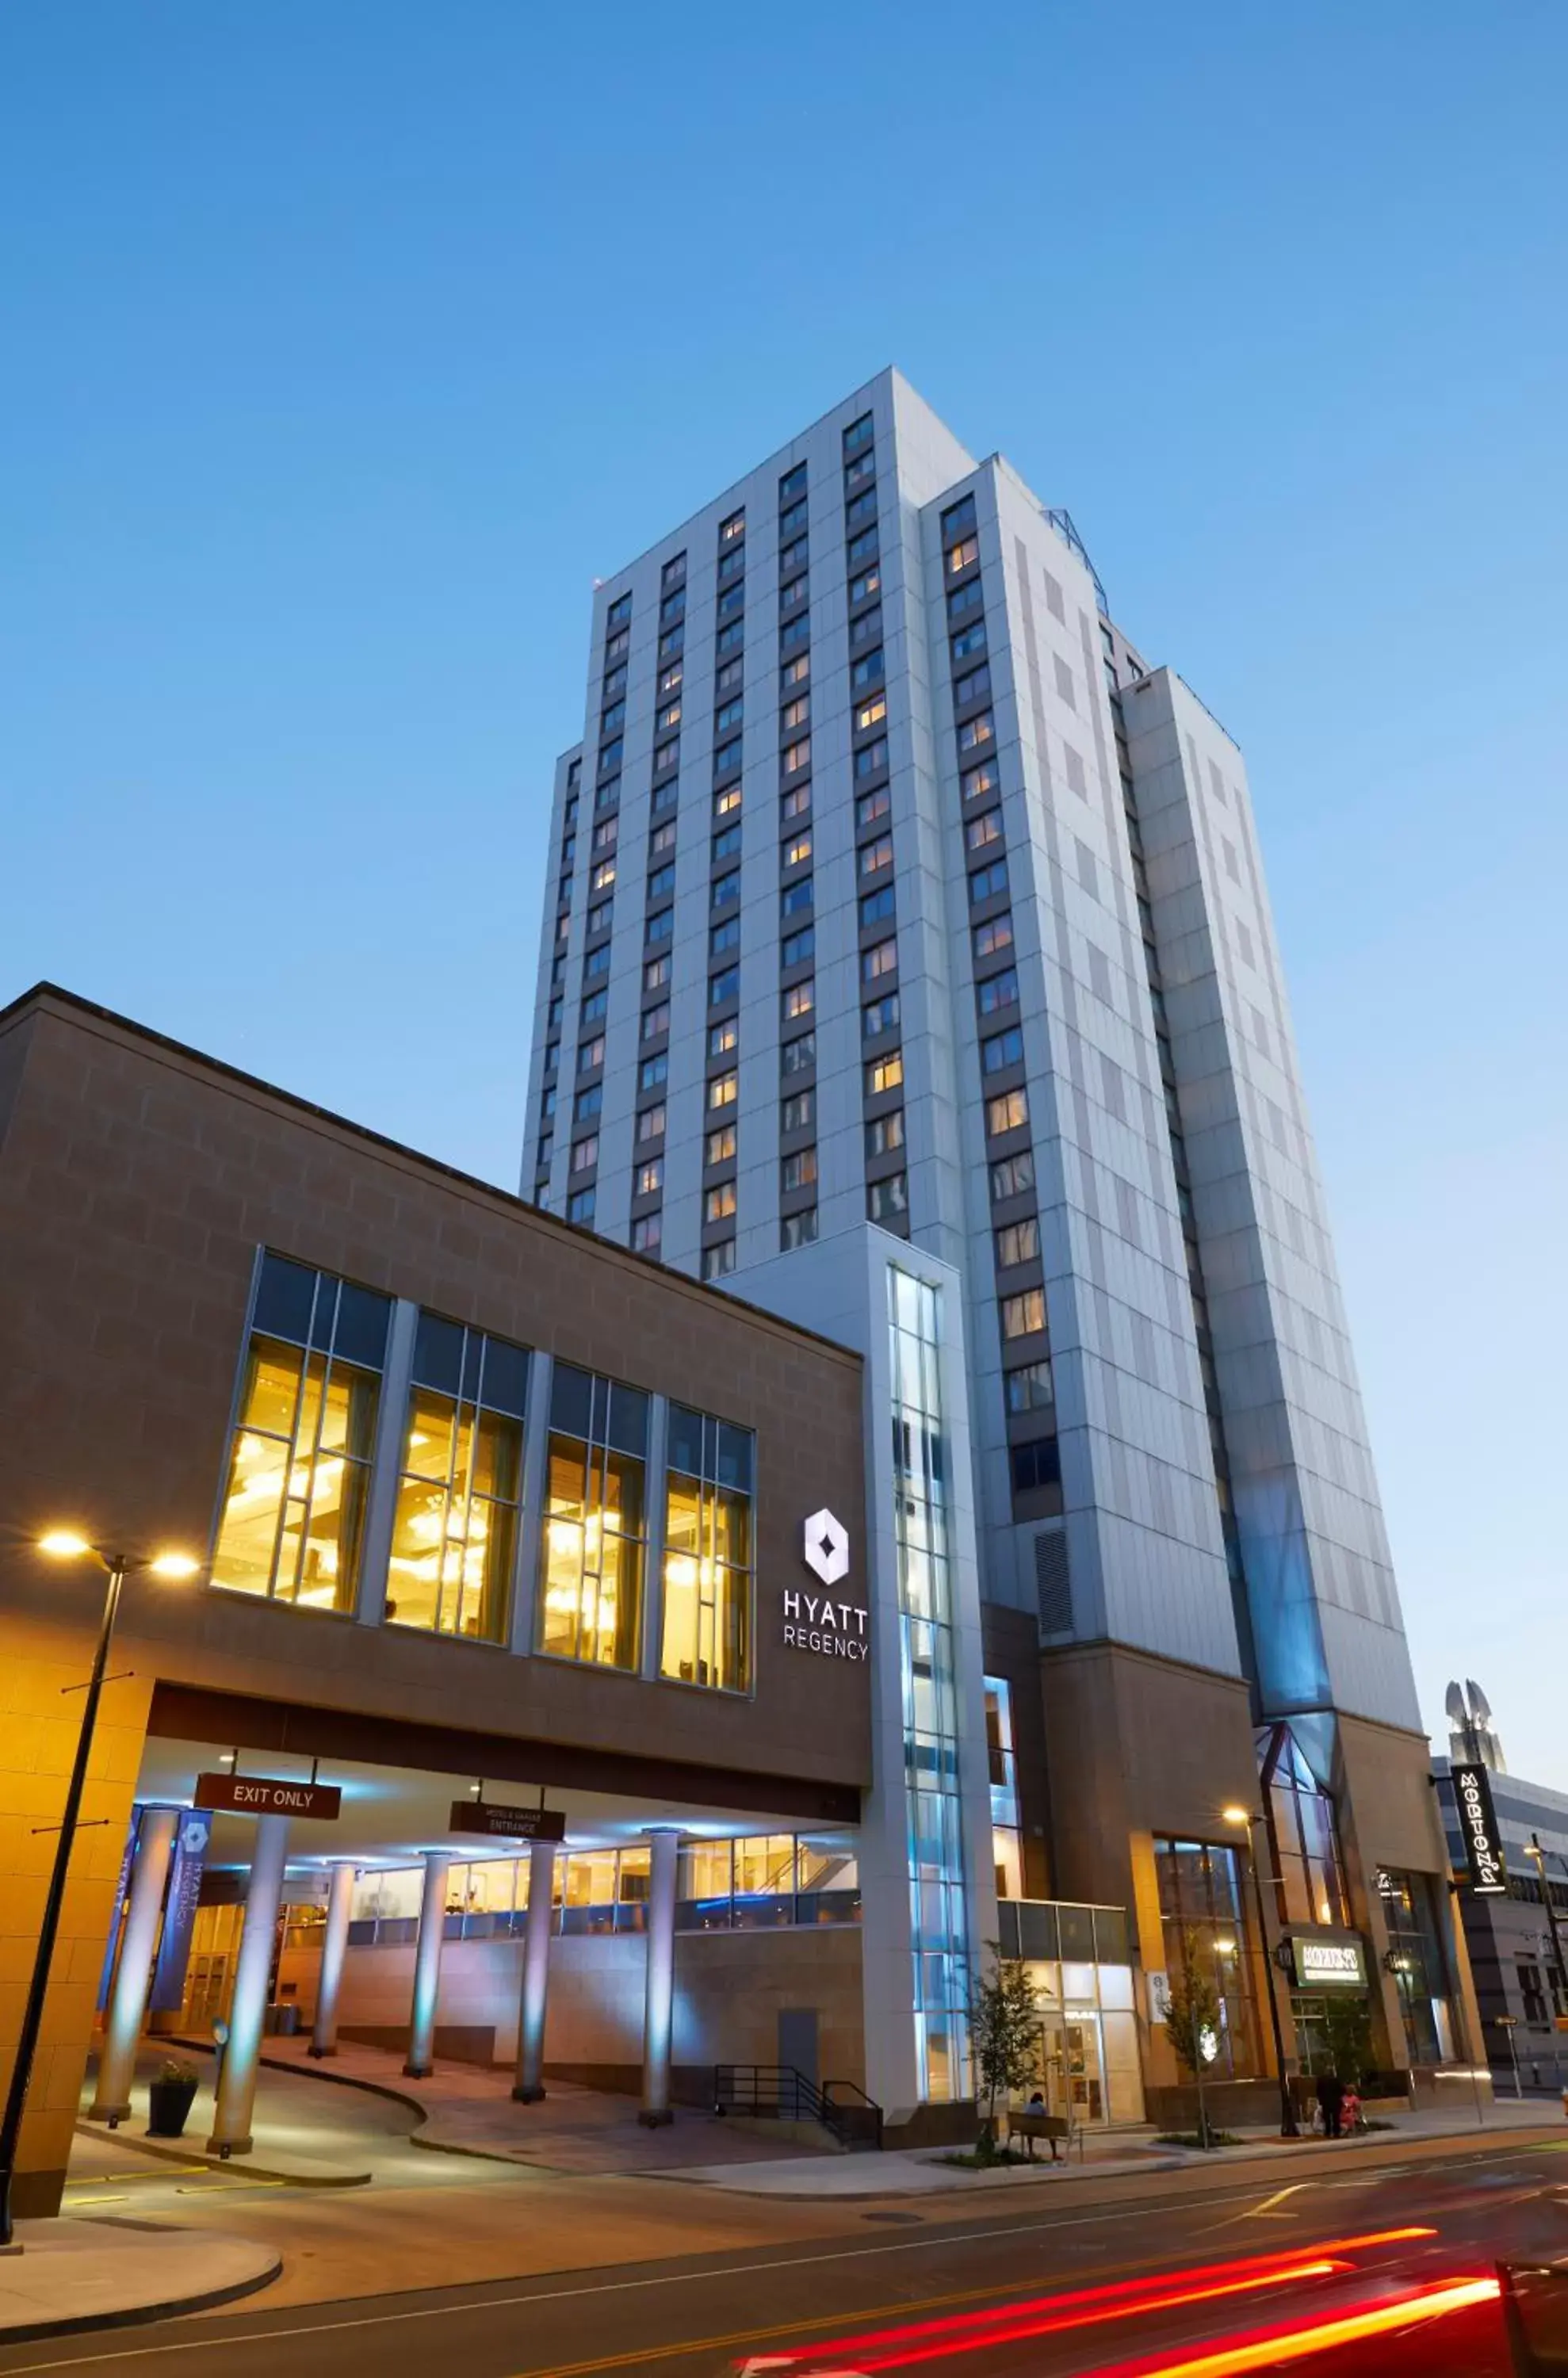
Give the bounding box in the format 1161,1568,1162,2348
1039,2012,1106,2124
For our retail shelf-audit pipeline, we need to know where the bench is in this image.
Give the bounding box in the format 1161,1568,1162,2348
1012,2110,1071,2161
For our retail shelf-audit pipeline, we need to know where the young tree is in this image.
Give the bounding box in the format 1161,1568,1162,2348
1164,1929,1224,2149
968,1944,1043,2154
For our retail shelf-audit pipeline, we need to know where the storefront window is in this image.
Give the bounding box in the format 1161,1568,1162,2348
1377,1867,1450,2066
541,1364,648,1669
1154,1837,1260,2078
660,1405,754,1692
386,1315,529,1644
212,1252,390,1612
1262,1725,1349,1929
733,1835,794,1929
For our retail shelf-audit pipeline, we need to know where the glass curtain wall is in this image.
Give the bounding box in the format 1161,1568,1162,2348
660,1404,754,1691
540,1364,648,1667
889,1267,971,2101
385,1315,529,1642
212,1253,391,1612
1154,1837,1261,2078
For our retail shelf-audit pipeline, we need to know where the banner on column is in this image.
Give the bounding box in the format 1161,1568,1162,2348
150,1808,214,2011
97,1806,143,2013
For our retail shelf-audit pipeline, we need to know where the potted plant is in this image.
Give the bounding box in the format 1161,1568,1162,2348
147,2056,201,2138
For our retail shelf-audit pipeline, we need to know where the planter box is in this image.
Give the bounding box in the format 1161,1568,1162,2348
147,2078,200,2137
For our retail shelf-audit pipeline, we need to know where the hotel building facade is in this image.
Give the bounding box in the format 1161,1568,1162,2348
519,369,1480,2114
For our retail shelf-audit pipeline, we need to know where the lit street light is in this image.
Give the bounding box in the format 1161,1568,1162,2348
1223,1803,1301,2138
0,1531,199,2247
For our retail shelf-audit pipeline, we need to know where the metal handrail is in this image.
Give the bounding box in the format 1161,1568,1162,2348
713,2064,882,2149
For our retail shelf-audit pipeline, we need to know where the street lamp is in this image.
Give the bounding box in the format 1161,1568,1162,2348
0,1531,199,2247
1223,1803,1301,2138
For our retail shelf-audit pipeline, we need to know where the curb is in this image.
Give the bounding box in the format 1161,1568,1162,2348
0,2247,282,2346
73,2120,373,2189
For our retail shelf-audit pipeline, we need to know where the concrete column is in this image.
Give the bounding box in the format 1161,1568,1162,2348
639,1395,669,1680
403,1850,451,2078
207,1814,289,2156
511,1841,559,2101
638,1829,680,2127
309,1861,357,2058
90,1804,179,2124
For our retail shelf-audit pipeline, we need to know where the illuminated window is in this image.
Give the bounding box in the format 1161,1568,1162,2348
714,784,743,819
781,1146,817,1191
782,696,810,733
947,535,979,575
709,1018,738,1057
855,694,887,732
995,1218,1039,1267
866,1051,904,1095
1155,1840,1260,2079
1000,1289,1045,1338
709,1070,738,1110
986,1087,1030,1136
958,710,995,753
719,507,745,545
966,810,1003,852
782,653,809,691
212,1253,390,1614
859,834,893,878
782,979,814,1022
636,1158,664,1197
1262,1725,1351,1929
973,912,1014,960
706,1123,736,1164
782,737,811,777
540,1365,648,1670
385,1316,528,1645
660,1404,754,1692
783,831,813,869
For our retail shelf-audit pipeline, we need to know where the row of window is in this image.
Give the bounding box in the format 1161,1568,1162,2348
344,1830,862,1944
537,410,901,1256
213,1254,757,1694
939,492,1058,1519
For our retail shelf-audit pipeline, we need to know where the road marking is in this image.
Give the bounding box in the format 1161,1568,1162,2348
1243,2184,1310,2219
0,2154,1528,2375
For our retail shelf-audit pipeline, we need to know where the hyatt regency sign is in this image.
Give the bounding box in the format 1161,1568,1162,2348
1452,1764,1509,1894
786,1509,868,1661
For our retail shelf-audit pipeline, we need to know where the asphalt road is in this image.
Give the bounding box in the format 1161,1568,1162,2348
6,2136,1567,2378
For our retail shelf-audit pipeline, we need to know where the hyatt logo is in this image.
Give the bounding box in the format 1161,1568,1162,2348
802,1508,850,1587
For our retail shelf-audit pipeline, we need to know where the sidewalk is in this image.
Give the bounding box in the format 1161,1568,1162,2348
665,2093,1568,2196
77,2043,377,2185
0,2219,278,2345
247,2034,824,2174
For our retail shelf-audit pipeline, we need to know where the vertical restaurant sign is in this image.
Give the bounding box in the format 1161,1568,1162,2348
1452,1764,1508,1894
150,1808,214,2010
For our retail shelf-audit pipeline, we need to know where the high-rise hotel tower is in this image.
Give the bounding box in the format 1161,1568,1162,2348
522,370,1477,2099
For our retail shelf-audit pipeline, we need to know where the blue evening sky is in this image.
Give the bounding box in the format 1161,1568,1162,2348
4,4,1564,1777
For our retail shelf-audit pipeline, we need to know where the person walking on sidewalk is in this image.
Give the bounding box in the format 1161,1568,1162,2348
1315,2070,1348,2139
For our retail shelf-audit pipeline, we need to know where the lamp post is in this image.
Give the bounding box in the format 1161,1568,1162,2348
1223,1804,1301,2138
0,1531,198,2248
